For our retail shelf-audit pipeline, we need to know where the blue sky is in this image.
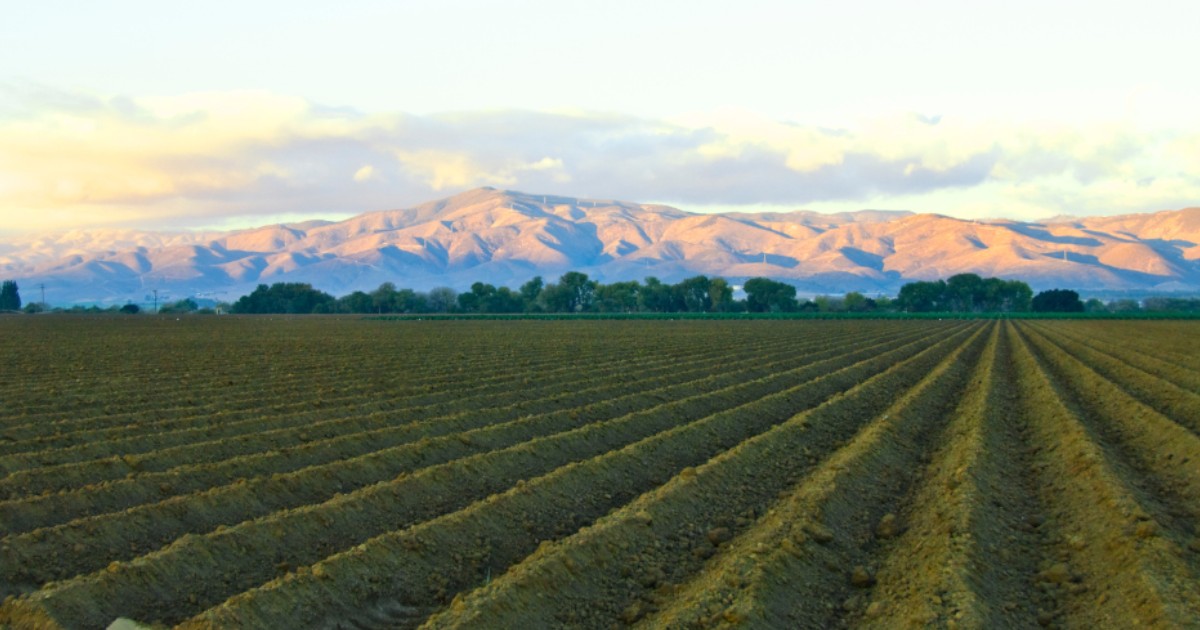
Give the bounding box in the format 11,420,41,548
2,0,1198,232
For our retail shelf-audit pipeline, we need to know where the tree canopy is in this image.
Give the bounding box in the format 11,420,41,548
210,270,1179,317
897,274,1032,313
231,283,337,314
1031,288,1084,312
0,280,20,311
743,277,798,312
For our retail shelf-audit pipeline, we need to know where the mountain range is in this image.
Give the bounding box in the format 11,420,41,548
3,187,1199,306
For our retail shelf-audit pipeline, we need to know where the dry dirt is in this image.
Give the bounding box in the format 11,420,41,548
1,317,1197,628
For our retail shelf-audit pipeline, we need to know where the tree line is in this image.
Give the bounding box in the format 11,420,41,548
231,272,775,314
227,272,1088,315
10,273,1194,316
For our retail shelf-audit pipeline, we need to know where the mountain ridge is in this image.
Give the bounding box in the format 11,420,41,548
3,188,1198,305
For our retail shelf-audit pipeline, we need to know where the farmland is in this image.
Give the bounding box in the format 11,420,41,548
0,316,1198,628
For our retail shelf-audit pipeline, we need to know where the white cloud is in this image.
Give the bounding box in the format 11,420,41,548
0,85,1196,232
352,165,377,183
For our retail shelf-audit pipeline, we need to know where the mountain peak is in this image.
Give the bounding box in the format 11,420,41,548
4,193,1199,305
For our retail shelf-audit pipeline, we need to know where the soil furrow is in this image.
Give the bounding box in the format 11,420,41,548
175,326,962,630
0,329,880,592
0,329,859,535
1016,323,1200,584
846,321,1049,628
0,326,897,501
641,323,996,629
6,319,1195,630
0,346,761,495
0,324,964,628
421,322,986,630
0,338,722,472
1030,321,1200,391
304,324,979,628
1024,321,1200,433
2,316,787,434
1007,322,1200,627
0,328,576,437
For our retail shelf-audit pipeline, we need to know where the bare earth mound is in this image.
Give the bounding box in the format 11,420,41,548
0,317,1197,628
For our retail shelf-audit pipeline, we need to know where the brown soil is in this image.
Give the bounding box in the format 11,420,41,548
2,318,1197,629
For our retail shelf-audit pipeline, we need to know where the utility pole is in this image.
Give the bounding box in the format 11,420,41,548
39,283,45,307
153,289,159,313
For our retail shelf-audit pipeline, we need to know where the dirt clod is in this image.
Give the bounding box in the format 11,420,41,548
850,565,875,588
620,601,646,624
1037,563,1071,584
805,522,834,544
706,527,732,546
875,513,899,539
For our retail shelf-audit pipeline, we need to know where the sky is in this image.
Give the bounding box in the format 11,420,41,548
2,0,1198,234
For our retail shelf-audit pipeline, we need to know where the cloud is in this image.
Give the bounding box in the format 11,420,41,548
0,84,1196,232
352,165,377,183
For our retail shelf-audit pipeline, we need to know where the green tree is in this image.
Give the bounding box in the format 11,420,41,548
488,287,525,313
843,291,873,312
537,282,571,312
979,278,1031,312
519,276,544,311
677,275,713,312
1031,289,1084,312
0,280,20,311
456,282,523,313
743,278,798,312
538,272,598,313
1143,297,1200,312
594,281,641,312
945,273,985,312
898,276,1030,313
426,287,457,313
457,282,491,312
338,291,373,313
708,277,735,312
896,280,947,312
672,275,735,312
561,271,597,312
396,289,428,313
370,282,400,313
637,277,682,312
812,296,838,312
231,283,337,314
1007,281,1034,312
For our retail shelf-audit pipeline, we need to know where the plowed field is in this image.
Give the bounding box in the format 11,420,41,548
1,317,1197,629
